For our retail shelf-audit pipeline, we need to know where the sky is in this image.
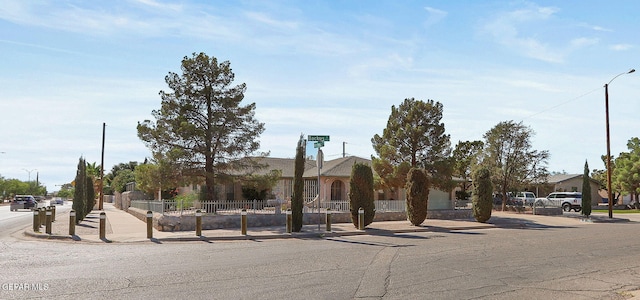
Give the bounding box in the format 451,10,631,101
0,0,638,192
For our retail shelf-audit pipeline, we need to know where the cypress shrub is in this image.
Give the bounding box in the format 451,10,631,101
472,166,493,223
72,157,87,223
349,163,375,228
581,160,592,217
405,168,428,226
291,138,305,232
86,175,95,216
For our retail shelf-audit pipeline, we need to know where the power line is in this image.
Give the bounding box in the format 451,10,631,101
523,86,601,120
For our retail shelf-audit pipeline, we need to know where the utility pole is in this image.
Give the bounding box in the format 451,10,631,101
99,123,105,210
342,142,346,158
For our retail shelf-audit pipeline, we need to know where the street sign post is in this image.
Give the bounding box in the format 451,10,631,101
308,135,330,231
308,135,330,142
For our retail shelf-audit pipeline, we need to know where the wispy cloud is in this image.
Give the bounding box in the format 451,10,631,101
610,44,633,51
423,6,447,27
480,3,601,63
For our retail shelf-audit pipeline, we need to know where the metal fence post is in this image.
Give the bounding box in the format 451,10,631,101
69,210,76,236
39,207,46,227
146,210,153,239
33,209,39,232
45,208,52,234
326,208,332,232
358,208,364,230
99,212,106,240
286,209,292,233
196,210,202,236
241,209,247,235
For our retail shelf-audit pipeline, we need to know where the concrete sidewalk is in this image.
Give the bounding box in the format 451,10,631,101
22,203,632,243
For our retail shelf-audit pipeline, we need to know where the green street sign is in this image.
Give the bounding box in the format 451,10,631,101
314,141,324,148
308,135,330,142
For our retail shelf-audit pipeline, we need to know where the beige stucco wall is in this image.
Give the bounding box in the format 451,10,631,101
551,178,602,205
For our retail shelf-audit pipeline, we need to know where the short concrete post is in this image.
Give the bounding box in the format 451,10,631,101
69,210,76,236
195,210,202,236
146,211,153,239
32,209,40,232
241,209,247,235
358,208,365,230
286,209,292,233
326,208,332,232
45,209,52,234
51,205,56,222
99,212,106,240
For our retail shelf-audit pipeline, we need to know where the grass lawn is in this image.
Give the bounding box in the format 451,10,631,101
592,209,640,214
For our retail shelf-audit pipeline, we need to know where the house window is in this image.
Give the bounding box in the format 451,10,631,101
283,179,293,200
225,183,235,201
331,180,344,201
304,179,317,203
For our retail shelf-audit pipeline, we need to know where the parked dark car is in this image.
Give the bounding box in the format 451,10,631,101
50,198,64,205
9,195,44,211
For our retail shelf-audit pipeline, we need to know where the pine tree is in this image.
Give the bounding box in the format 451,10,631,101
349,163,375,228
291,136,305,232
582,160,592,217
405,168,428,226
472,166,493,223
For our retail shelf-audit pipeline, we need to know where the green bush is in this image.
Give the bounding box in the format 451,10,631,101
406,168,429,226
349,163,375,228
472,167,493,223
174,192,197,209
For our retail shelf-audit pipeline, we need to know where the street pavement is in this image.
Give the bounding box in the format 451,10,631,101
21,202,633,244
14,202,640,299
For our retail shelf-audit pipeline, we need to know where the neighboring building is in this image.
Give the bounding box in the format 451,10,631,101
534,174,602,206
179,156,456,209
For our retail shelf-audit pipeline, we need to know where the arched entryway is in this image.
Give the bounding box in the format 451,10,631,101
331,180,345,201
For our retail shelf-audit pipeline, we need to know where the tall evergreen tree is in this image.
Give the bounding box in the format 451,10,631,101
405,168,428,226
72,157,87,223
472,166,493,223
371,98,453,193
582,160,592,217
349,163,375,228
86,175,95,215
137,52,265,201
291,135,305,232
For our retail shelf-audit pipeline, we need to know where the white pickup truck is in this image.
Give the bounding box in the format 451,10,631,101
534,192,582,212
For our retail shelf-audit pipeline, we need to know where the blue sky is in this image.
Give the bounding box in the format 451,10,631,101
0,0,638,192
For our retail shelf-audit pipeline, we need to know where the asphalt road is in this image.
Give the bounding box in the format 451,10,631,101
1,209,640,299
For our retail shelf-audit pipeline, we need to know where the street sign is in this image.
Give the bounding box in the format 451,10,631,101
314,141,324,148
308,135,330,142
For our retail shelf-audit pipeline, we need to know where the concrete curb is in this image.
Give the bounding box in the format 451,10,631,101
19,210,632,243
21,222,505,243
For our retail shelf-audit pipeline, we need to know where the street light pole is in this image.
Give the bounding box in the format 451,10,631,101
23,168,37,182
605,68,635,219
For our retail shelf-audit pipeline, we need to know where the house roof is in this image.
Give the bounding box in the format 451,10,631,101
303,156,372,178
241,156,315,178
546,174,582,183
546,174,602,186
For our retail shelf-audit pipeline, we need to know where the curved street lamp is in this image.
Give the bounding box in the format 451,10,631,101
605,68,635,218
23,168,37,182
